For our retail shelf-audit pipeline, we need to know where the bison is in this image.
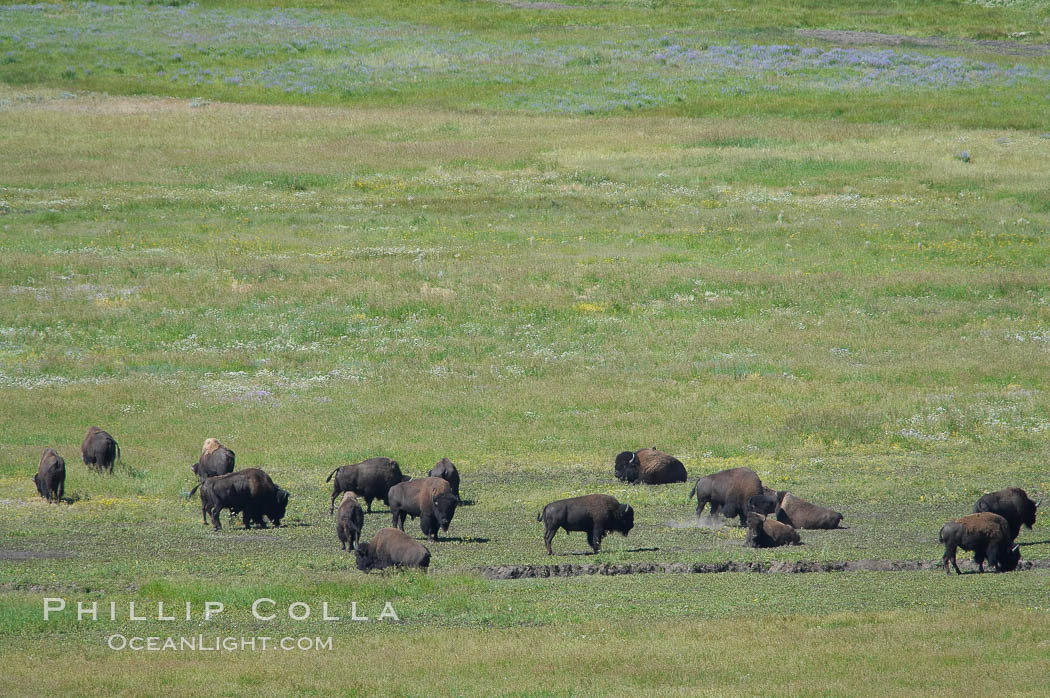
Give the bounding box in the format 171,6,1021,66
939,512,1020,575
190,468,289,531
81,426,119,474
336,492,365,552
355,527,431,572
427,457,460,497
974,487,1039,541
538,494,634,555
325,457,408,514
388,477,460,542
614,447,688,485
746,493,781,517
775,493,844,530
745,512,801,548
192,438,235,483
34,448,65,504
689,467,764,526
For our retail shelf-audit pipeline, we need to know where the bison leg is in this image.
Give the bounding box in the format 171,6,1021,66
330,488,340,515
695,497,709,518
590,526,605,554
941,544,960,575
210,507,222,531
365,497,374,513
544,525,557,555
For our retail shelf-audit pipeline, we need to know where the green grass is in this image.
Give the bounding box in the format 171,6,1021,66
3,0,1050,692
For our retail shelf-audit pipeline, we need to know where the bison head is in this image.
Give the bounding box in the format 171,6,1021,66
615,503,634,535
353,543,376,572
432,491,460,532
269,489,289,527
614,452,639,483
1001,543,1021,572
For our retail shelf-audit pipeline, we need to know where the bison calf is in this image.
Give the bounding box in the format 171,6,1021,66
388,477,460,542
336,492,365,551
614,447,687,485
775,493,844,529
974,487,1039,541
192,438,235,483
939,512,1020,575
82,426,119,474
355,527,431,572
538,494,634,555
746,512,801,548
689,467,764,526
326,457,408,514
34,448,66,504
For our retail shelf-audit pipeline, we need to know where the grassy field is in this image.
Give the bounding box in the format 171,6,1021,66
3,0,1050,694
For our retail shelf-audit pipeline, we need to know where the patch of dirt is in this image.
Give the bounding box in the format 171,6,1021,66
481,558,1050,579
0,550,71,560
797,29,1050,57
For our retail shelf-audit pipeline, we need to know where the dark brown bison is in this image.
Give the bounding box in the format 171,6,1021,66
190,468,289,531
81,426,119,474
974,487,1039,541
538,494,634,555
388,477,460,542
355,527,431,572
745,512,801,548
336,492,365,552
775,493,844,529
192,438,235,483
325,457,408,514
34,448,65,503
689,467,764,526
939,512,1020,575
427,457,460,497
743,489,785,516
614,447,687,484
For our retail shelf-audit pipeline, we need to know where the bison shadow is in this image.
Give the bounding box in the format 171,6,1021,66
1018,539,1050,547
556,547,659,556
428,536,490,544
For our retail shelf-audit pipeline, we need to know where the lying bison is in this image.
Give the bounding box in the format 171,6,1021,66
974,487,1039,541
614,447,687,485
355,527,431,572
336,492,365,551
388,477,460,542
34,448,65,504
538,494,633,555
775,493,844,529
689,467,764,526
428,457,460,497
326,457,408,514
82,426,119,474
939,512,1020,575
745,512,801,548
191,468,289,531
192,438,235,483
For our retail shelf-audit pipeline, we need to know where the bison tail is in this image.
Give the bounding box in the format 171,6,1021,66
189,482,202,497
687,480,698,501
325,467,340,483
116,443,121,463
536,507,544,523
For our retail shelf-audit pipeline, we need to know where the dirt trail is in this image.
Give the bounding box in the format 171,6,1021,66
482,558,1050,579
797,29,1050,57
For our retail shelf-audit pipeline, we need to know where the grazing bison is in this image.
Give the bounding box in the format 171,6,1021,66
939,512,1020,575
775,493,844,530
388,477,460,542
34,448,65,504
974,487,1039,541
192,438,235,483
538,494,634,555
427,457,460,497
689,467,764,526
336,492,365,552
745,512,801,548
325,457,408,514
190,468,289,531
81,426,119,474
614,447,688,485
355,527,431,572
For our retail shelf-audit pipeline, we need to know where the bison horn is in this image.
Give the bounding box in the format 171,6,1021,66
624,504,632,513
1036,498,1042,508
1012,544,1020,552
